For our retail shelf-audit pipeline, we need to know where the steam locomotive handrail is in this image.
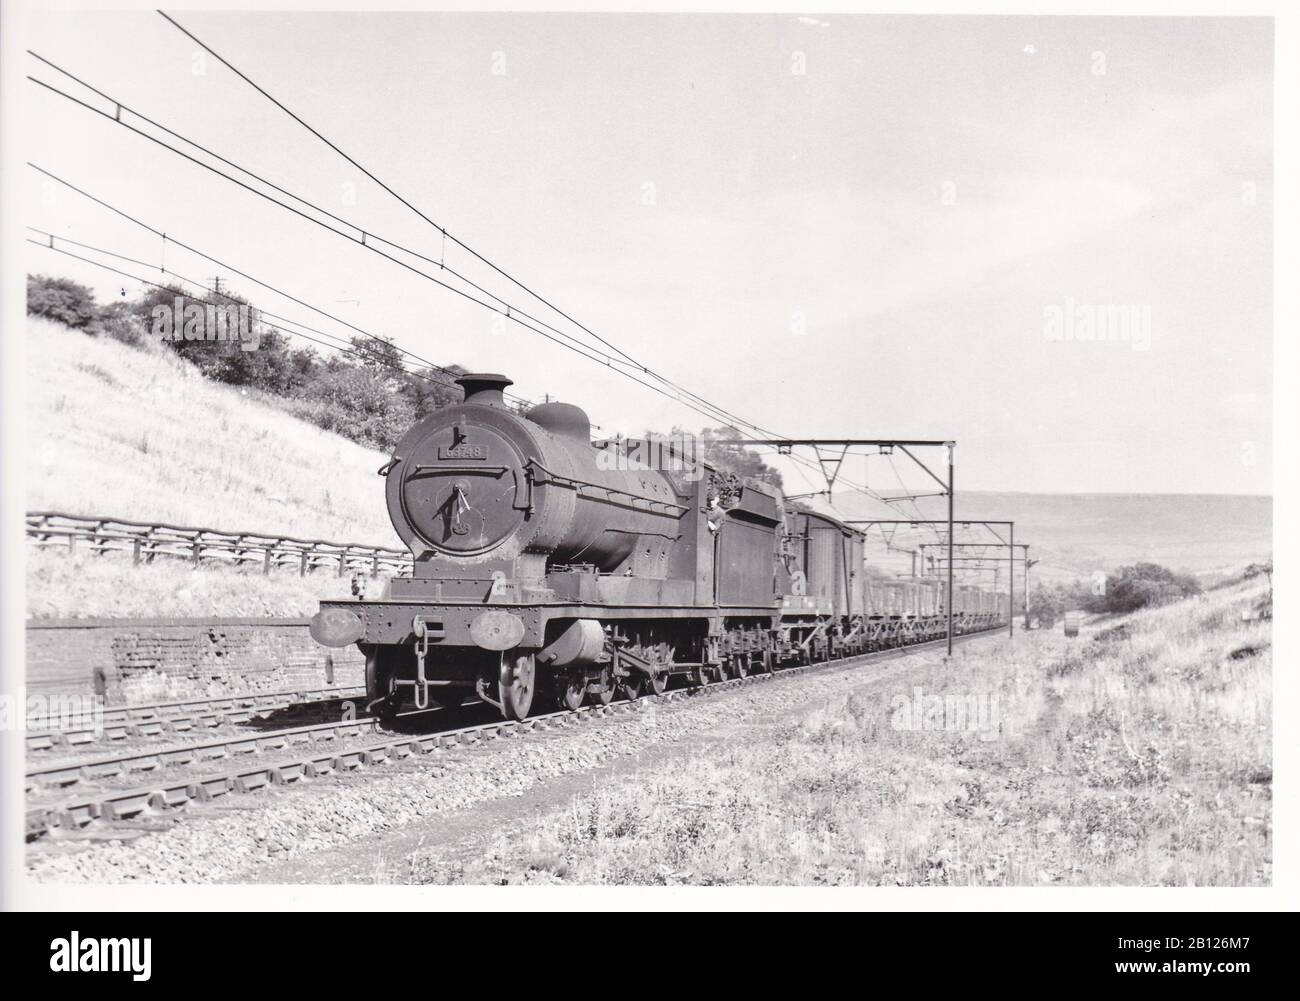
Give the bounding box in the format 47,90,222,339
411,464,510,475
523,459,690,515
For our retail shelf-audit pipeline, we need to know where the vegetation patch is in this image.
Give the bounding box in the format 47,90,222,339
411,578,1271,886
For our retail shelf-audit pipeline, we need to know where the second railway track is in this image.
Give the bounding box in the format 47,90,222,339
24,684,366,752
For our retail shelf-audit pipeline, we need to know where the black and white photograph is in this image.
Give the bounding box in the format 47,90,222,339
0,0,1294,951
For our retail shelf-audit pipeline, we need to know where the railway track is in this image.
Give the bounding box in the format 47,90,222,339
25,627,1003,840
24,684,366,752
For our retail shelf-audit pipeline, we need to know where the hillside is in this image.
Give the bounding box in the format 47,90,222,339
27,316,398,545
25,317,400,618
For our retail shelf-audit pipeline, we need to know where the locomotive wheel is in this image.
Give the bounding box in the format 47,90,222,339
619,676,644,701
733,653,748,679
554,671,585,712
498,652,536,721
648,668,669,696
589,665,616,706
690,663,710,687
762,649,776,675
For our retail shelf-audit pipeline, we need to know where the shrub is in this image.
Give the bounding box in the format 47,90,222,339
1242,561,1273,581
90,301,148,346
1101,562,1201,613
27,274,101,329
292,363,415,450
197,327,318,395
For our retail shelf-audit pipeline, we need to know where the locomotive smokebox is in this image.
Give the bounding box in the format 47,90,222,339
456,373,513,408
384,372,683,571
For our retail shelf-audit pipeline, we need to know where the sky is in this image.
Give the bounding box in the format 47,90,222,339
20,11,1273,495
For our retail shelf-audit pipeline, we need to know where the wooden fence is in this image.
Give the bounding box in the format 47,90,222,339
26,511,411,577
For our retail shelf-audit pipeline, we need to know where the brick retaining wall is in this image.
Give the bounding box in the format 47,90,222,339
26,618,365,704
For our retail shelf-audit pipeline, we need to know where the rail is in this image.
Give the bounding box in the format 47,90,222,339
25,626,1006,839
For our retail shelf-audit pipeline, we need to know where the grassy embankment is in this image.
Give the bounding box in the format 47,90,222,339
414,577,1271,886
25,317,401,617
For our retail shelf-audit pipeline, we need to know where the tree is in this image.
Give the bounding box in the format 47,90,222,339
293,364,415,450
1027,584,1068,628
349,335,405,373
401,364,467,420
131,285,320,394
690,426,784,490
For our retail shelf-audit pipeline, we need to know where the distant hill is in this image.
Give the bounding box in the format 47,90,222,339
820,490,1271,582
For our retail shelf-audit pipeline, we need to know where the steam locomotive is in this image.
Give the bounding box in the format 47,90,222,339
309,374,1005,721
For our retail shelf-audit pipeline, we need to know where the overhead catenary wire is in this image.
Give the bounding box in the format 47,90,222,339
25,236,472,390
23,78,767,437
102,23,923,475
27,158,895,503
26,46,940,509
27,51,712,414
25,165,537,410
26,228,600,432
29,237,624,436
156,11,655,376
28,226,390,360
26,51,770,440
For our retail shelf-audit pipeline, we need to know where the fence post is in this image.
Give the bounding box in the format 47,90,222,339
300,550,309,577
338,547,348,578
132,538,141,566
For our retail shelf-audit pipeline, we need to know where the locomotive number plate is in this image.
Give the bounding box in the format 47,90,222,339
439,444,487,459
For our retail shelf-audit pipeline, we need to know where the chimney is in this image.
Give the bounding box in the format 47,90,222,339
456,373,513,409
